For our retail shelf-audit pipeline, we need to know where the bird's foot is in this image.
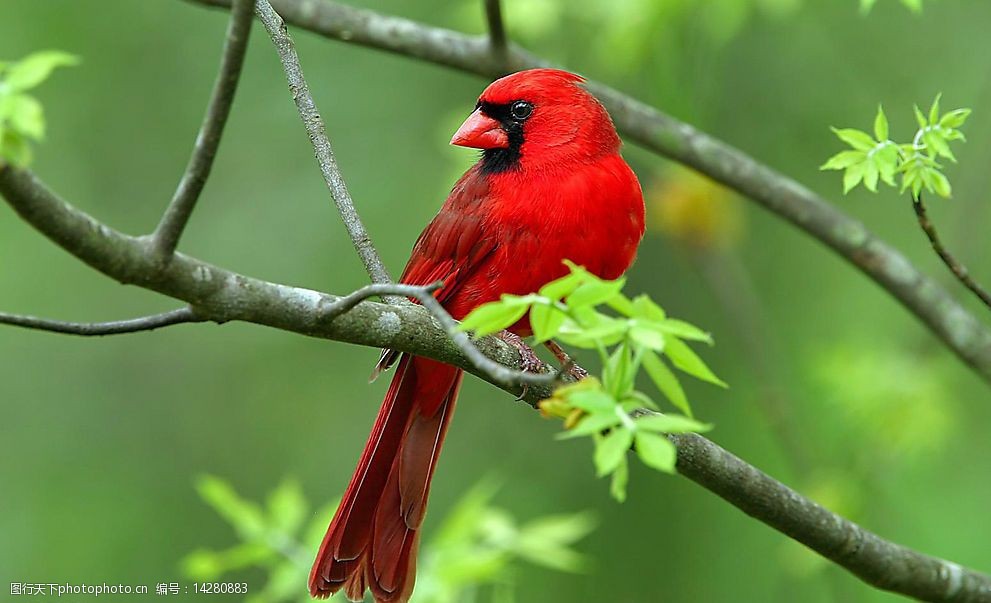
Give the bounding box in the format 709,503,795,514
497,331,545,373
497,331,545,400
544,340,589,382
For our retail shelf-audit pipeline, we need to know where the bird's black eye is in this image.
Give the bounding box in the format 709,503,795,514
510,100,533,121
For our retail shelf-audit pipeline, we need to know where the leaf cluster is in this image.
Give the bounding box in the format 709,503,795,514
0,51,78,166
458,261,723,501
182,475,331,603
415,479,595,603
184,476,595,603
821,95,970,199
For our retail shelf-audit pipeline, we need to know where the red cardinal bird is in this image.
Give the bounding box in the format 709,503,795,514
309,68,645,602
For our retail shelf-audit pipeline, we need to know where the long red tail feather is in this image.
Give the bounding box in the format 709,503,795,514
309,355,462,602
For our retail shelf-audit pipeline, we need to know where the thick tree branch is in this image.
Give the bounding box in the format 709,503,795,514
0,307,203,336
151,0,254,260
670,432,991,602
182,0,991,387
2,165,989,602
319,281,564,387
255,0,398,300
913,196,991,310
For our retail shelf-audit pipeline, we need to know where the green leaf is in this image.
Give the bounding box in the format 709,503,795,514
557,410,622,439
656,319,713,344
519,512,597,546
602,344,636,398
930,170,952,198
876,145,899,186
863,158,879,192
634,431,677,473
923,130,955,161
0,130,32,166
842,161,866,193
609,456,628,502
635,413,712,434
628,322,665,351
940,108,971,129
830,127,876,152
902,171,923,200
557,315,628,348
195,475,267,541
180,549,223,581
501,293,541,307
516,511,597,572
914,104,928,129
516,519,593,572
565,388,616,414
631,295,666,321
566,277,626,309
928,93,942,126
429,478,499,549
3,50,79,92
266,477,306,534
621,390,660,412
530,302,568,344
538,271,583,301
605,294,636,317
457,300,529,337
6,95,45,140
664,337,727,387
900,0,923,13
180,543,272,581
593,428,633,477
873,105,888,141
820,150,866,171
642,350,691,416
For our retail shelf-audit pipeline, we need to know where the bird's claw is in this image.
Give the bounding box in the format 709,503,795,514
544,339,589,383
561,362,589,382
497,331,545,400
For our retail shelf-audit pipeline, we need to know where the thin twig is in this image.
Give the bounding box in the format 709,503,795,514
0,307,203,336
255,0,399,302
151,0,255,260
483,0,509,68
182,0,991,387
319,281,565,388
2,165,990,602
913,195,991,310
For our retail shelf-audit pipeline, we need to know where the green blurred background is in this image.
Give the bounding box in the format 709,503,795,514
2,0,990,601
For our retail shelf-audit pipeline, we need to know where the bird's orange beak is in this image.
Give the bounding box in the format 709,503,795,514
450,109,509,149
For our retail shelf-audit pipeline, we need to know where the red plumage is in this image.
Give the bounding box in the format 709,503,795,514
309,69,645,602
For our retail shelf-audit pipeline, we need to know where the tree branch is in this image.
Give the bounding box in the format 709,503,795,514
669,431,991,603
150,0,255,260
913,195,991,310
320,281,564,388
255,0,398,300
181,0,991,387
483,0,509,68
2,165,989,602
0,307,203,336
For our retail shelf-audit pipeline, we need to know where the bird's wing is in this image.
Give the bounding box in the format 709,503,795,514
372,168,497,378
398,168,496,301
